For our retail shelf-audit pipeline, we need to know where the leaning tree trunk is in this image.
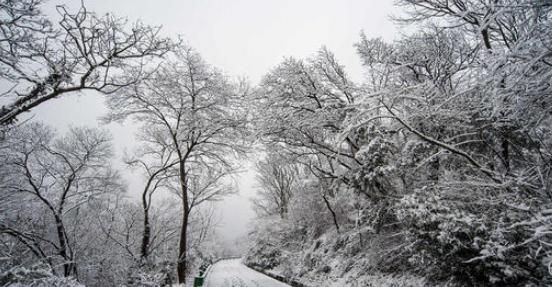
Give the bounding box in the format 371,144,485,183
322,194,340,233
140,176,157,261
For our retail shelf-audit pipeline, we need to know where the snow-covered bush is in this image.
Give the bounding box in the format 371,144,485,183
0,265,84,287
397,186,551,285
244,219,285,269
125,262,176,287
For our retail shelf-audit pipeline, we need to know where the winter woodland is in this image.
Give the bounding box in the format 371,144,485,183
1,0,552,286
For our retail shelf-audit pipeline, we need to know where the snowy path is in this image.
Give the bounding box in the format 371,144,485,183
204,259,290,287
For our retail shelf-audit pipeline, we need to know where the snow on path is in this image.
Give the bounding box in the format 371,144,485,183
204,259,291,287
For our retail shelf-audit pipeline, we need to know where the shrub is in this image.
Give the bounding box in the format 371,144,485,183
396,186,552,286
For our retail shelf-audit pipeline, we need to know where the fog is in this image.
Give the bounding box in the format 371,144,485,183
31,0,397,244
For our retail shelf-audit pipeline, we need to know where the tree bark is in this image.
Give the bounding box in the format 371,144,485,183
322,194,340,233
140,206,151,260
177,208,189,283
140,176,154,261
53,213,76,277
177,164,190,284
502,138,510,172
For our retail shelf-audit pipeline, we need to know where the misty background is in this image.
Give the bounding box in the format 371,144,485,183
28,0,397,245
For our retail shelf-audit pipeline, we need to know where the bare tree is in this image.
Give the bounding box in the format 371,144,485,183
252,152,298,219
0,1,171,125
105,45,249,283
123,130,179,261
0,122,123,278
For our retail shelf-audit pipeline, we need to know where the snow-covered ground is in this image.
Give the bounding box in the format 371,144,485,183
204,259,290,287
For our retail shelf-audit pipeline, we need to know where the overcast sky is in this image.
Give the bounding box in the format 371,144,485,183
31,0,399,244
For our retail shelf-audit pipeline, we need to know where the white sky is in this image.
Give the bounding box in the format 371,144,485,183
30,0,399,244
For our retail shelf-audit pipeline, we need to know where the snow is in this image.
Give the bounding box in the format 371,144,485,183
204,259,291,287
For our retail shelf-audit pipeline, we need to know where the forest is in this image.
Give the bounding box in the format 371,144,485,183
1,0,551,286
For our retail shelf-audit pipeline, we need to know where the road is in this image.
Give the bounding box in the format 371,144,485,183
204,258,291,287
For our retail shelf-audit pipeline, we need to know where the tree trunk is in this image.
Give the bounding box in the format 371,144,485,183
140,206,151,260
53,213,76,277
140,177,153,261
177,165,190,284
481,28,492,50
177,206,189,283
502,139,510,172
322,194,340,233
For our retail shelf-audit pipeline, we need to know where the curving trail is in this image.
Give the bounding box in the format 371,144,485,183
204,258,290,287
